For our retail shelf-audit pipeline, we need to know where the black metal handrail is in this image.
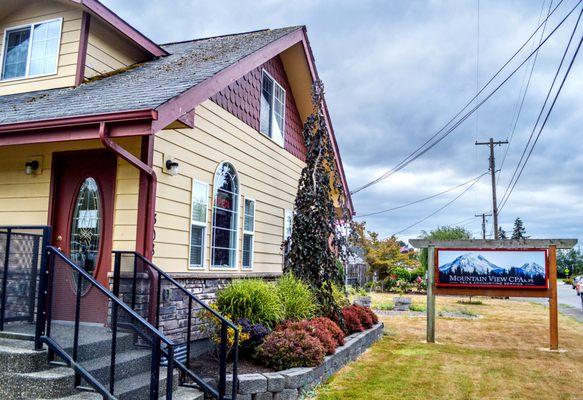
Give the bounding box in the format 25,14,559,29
40,246,175,400
113,251,239,400
0,225,51,349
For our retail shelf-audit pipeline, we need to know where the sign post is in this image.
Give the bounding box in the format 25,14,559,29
549,245,558,350
409,239,577,351
426,246,435,343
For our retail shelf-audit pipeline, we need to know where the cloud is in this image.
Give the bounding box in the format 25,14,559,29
103,0,583,244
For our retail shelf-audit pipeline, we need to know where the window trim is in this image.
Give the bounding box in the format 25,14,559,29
189,179,209,270
260,69,286,147
284,209,293,241
0,17,63,82
242,197,256,270
210,161,240,270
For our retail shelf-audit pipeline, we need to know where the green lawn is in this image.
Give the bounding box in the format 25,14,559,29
314,294,583,400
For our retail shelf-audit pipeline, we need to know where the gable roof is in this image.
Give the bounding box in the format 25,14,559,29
0,27,300,126
70,0,168,57
0,24,354,213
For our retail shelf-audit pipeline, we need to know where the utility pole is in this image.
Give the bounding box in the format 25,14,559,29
475,138,508,240
475,212,492,239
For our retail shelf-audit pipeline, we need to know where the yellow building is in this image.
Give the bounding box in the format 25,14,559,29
0,1,353,398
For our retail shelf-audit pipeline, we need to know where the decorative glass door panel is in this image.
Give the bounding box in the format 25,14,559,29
69,177,101,282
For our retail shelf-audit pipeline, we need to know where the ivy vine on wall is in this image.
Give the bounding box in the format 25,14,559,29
284,80,354,318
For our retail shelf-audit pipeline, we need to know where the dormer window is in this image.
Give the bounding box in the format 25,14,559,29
1,18,62,81
260,70,286,147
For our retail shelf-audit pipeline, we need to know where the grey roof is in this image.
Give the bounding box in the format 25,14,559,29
0,26,301,125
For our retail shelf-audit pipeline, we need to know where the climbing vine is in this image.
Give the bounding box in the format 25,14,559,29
284,80,354,318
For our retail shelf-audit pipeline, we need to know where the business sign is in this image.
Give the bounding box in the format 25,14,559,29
436,248,548,289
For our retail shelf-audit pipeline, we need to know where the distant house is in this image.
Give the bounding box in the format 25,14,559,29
347,246,370,287
0,1,352,398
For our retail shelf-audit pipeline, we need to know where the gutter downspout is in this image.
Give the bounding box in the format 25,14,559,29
99,122,159,324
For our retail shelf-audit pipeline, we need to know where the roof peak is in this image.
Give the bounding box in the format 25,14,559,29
159,26,304,48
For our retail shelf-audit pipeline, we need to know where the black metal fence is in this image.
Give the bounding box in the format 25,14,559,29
113,251,239,400
39,246,175,399
0,226,51,337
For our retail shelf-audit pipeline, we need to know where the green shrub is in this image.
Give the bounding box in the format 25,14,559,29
377,302,395,311
276,274,316,321
409,303,426,312
564,278,573,285
332,283,350,307
392,267,411,282
215,279,283,328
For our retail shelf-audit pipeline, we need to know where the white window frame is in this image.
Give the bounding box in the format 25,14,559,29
259,69,286,147
210,161,240,270
284,209,293,241
0,18,63,82
242,197,256,270
189,180,209,270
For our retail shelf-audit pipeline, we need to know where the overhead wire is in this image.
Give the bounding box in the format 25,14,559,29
499,6,583,211
355,171,489,218
350,0,576,196
391,175,485,236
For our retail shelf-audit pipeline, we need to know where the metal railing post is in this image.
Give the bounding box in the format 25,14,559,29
150,336,161,400
73,270,83,387
231,329,239,400
166,345,174,400
218,322,228,400
0,228,12,331
27,236,40,323
109,252,122,394
34,227,51,351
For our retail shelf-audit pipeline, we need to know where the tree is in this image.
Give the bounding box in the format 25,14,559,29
419,226,472,271
511,217,527,239
286,80,353,317
557,247,583,277
353,223,419,281
498,227,507,239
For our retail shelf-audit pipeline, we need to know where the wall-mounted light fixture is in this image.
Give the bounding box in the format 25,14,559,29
165,158,180,176
25,160,40,175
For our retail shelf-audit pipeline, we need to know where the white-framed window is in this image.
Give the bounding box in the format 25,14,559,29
1,18,62,81
284,209,293,241
242,198,255,270
211,162,239,269
259,70,286,147
189,180,209,269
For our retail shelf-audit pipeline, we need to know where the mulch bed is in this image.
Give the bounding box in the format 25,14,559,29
188,352,277,381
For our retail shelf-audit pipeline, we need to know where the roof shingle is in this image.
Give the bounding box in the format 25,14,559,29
0,26,301,125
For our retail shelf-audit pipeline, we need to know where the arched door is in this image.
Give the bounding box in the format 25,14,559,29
50,150,117,324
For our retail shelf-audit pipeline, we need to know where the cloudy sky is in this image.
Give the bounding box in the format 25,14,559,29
104,0,583,243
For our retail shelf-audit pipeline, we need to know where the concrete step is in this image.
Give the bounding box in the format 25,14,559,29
0,337,48,373
2,348,152,399
161,386,204,400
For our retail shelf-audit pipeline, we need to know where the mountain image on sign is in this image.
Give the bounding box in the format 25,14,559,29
438,252,546,287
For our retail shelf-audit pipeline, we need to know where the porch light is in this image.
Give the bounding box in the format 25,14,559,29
25,160,39,175
165,159,180,176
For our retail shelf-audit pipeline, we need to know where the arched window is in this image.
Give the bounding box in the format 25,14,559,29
211,162,239,268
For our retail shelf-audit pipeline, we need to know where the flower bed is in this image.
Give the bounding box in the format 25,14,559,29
226,322,384,400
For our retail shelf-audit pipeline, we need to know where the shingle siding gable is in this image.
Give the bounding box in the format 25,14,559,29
211,55,307,161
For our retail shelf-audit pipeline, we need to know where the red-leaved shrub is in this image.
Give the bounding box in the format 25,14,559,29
309,317,345,347
341,306,364,334
276,320,337,355
341,305,378,334
258,329,325,369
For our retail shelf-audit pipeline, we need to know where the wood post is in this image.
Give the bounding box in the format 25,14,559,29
549,245,558,350
426,246,436,343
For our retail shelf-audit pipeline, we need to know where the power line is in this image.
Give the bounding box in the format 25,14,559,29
392,175,485,236
499,7,583,211
498,0,553,185
350,0,577,196
355,170,489,218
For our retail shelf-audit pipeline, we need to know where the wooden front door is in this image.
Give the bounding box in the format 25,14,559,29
50,150,117,324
